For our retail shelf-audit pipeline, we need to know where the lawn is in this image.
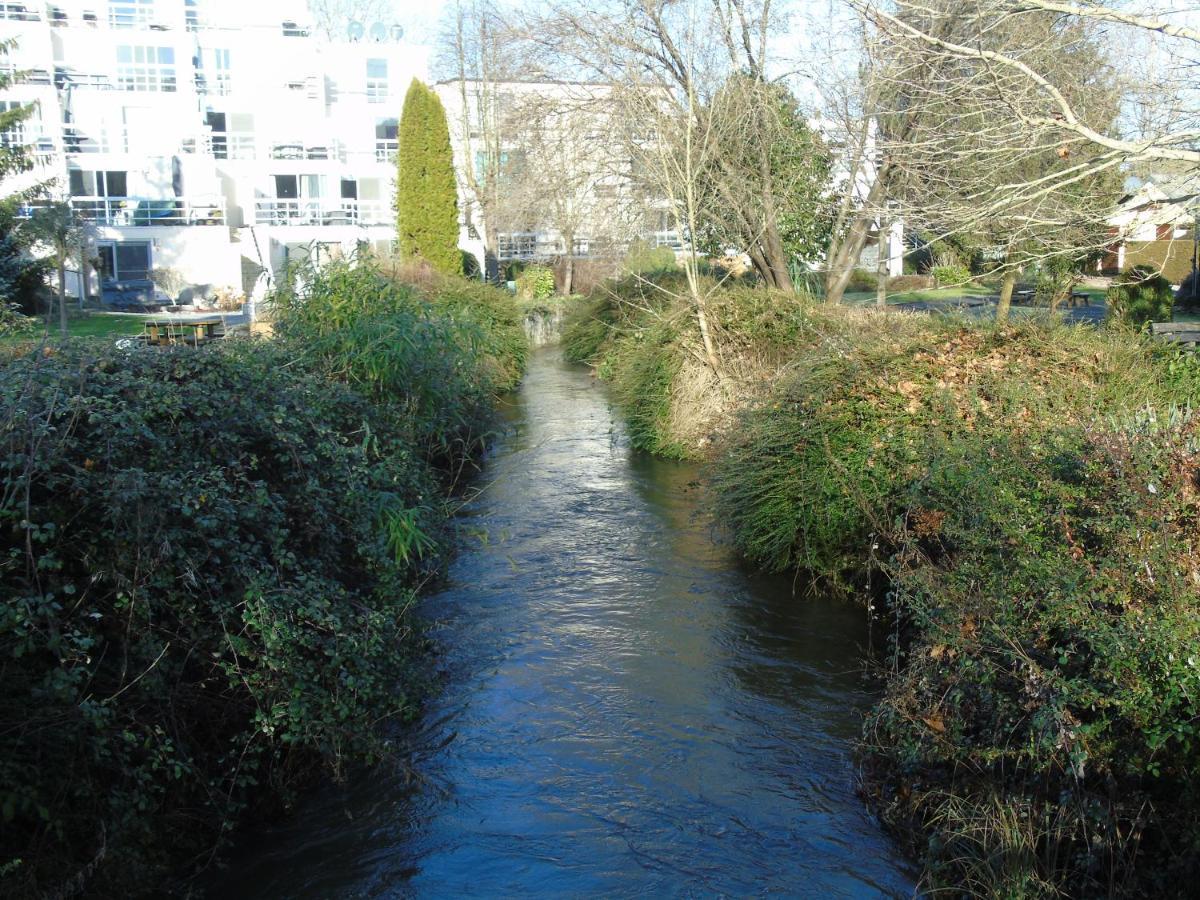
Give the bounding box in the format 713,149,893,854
5,313,148,344
64,313,148,338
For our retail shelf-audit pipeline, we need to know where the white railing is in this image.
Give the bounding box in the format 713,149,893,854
254,199,389,227
20,196,226,226
0,4,39,22
63,129,128,154
651,230,684,251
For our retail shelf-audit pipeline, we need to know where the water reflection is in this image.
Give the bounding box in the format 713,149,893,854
212,349,915,898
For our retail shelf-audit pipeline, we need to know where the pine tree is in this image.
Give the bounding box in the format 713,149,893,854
395,79,461,276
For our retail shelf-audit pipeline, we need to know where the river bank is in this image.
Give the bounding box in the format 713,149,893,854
0,261,527,897
208,347,916,896
564,274,1200,896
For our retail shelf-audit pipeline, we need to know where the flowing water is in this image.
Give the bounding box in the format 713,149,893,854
215,349,916,897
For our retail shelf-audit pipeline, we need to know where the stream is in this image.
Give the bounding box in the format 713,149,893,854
214,348,916,897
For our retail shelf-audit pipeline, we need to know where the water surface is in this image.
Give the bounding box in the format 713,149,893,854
217,349,915,897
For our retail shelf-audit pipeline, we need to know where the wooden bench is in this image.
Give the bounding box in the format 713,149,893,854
1151,322,1200,348
143,317,225,347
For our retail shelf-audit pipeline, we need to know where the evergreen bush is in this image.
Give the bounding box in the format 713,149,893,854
1107,265,1174,328
396,80,461,276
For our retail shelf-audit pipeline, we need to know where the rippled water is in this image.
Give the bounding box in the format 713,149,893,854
214,349,915,897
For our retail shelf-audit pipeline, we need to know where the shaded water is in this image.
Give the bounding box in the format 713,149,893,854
216,349,915,897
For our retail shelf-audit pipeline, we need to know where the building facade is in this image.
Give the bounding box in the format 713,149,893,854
1,0,422,305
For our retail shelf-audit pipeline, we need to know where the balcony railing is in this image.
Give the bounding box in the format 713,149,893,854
0,4,40,22
254,199,389,227
19,197,227,226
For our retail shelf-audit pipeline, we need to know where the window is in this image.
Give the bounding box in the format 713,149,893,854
281,20,307,37
116,45,176,92
108,0,154,29
202,48,231,95
498,233,536,260
0,99,30,147
97,241,151,283
48,6,67,25
184,0,198,30
273,175,298,199
340,178,357,200
366,58,387,104
375,117,397,161
68,169,127,197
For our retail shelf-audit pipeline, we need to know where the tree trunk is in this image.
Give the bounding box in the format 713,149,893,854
996,268,1016,323
876,216,888,308
57,258,68,337
825,166,890,305
77,236,89,309
761,220,793,292
563,254,574,296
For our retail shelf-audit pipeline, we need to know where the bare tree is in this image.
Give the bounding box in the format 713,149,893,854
534,0,823,293
306,0,394,39
849,0,1198,314
830,0,1127,318
437,0,529,281
506,90,644,294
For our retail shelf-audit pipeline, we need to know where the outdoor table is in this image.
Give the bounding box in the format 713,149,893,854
143,317,223,346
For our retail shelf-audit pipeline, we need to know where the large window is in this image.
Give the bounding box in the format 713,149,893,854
116,45,176,92
108,0,154,29
69,169,127,197
366,58,388,104
184,0,199,30
97,241,151,283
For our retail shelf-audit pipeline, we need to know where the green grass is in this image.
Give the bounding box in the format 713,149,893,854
64,313,147,338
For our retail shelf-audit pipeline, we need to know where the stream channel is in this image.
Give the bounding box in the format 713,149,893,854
215,348,916,897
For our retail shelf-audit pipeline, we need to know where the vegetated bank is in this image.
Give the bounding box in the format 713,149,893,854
0,260,526,898
563,272,1200,897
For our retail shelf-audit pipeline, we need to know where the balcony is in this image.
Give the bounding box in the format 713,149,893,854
0,3,40,22
20,197,227,226
254,199,389,227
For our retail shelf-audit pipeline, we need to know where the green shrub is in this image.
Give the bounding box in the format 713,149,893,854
714,317,1193,582
624,241,678,275
272,260,525,461
846,268,878,292
515,264,555,301
0,301,36,337
866,410,1200,896
886,274,935,292
930,263,971,287
1107,265,1174,328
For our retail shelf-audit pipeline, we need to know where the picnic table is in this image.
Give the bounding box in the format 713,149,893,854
142,316,225,346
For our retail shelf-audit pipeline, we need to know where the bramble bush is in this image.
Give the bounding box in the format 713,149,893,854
0,260,526,897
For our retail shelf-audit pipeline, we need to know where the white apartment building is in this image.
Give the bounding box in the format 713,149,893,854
1,0,424,306
434,78,680,275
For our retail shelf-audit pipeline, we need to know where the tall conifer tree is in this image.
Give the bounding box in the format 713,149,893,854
395,79,461,275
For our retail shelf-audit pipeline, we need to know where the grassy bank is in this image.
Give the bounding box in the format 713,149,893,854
563,274,1200,896
0,260,525,897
